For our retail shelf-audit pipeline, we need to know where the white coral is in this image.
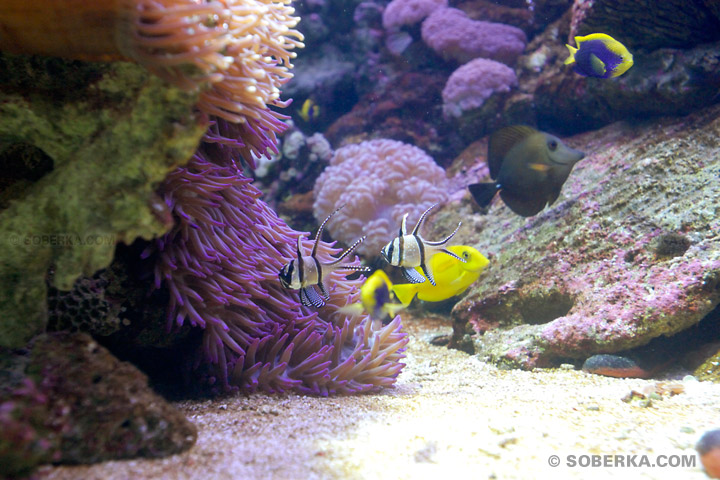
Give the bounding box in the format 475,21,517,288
313,139,448,257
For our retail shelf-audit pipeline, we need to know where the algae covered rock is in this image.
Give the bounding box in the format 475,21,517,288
0,54,207,348
448,104,720,368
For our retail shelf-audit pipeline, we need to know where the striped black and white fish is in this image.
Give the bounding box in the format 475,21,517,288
279,208,371,308
380,203,463,286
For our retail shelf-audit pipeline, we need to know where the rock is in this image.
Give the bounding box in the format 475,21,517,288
0,54,207,348
447,104,720,369
569,0,720,51
512,10,720,135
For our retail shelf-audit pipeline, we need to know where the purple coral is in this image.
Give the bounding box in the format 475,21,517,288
150,147,408,395
313,139,448,258
441,58,518,118
421,7,526,65
382,0,448,30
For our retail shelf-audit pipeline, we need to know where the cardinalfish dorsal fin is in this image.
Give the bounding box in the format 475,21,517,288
488,126,538,179
399,213,409,236
412,203,437,236
313,206,343,257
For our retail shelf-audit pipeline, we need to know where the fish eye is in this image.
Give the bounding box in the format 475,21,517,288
463,251,470,259
548,140,558,151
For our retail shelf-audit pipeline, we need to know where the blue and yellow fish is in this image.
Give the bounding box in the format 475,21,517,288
564,33,633,78
392,246,489,306
339,270,405,322
298,98,320,123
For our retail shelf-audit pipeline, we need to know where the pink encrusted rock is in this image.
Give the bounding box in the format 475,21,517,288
446,104,720,369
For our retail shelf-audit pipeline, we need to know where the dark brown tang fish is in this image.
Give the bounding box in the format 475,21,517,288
468,126,585,217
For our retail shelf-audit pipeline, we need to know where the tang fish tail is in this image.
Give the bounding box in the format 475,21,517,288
468,182,499,208
392,283,420,307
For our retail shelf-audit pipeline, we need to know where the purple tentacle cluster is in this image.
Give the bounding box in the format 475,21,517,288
151,147,408,395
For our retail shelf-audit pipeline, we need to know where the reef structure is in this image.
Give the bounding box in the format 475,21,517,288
448,104,720,368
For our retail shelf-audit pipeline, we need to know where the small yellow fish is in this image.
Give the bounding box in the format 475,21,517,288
392,245,489,306
339,270,405,321
564,33,633,78
298,98,320,123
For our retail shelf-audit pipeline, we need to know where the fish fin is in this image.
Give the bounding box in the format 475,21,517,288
564,44,577,64
337,302,365,317
468,182,499,208
301,286,326,308
412,203,437,236
399,213,409,236
528,162,551,172
402,267,427,284
499,190,545,217
383,302,406,318
392,283,418,307
317,281,330,300
329,235,365,266
425,222,462,248
439,247,466,263
488,126,538,179
420,263,436,286
312,206,343,257
590,53,607,77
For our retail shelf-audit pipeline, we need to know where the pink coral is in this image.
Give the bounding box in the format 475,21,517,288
421,7,526,64
382,0,448,30
313,139,448,258
442,58,518,118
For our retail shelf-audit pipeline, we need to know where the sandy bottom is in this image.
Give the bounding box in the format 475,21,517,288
37,316,719,480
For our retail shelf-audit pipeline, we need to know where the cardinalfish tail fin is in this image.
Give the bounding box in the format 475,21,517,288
564,44,578,64
392,283,419,307
468,182,499,208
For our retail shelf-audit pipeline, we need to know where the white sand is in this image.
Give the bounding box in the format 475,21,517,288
37,316,719,480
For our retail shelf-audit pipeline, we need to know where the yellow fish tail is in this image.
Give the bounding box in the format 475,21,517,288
392,283,419,307
564,44,578,65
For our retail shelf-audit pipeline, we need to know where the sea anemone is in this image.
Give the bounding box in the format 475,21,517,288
148,149,408,395
0,0,304,123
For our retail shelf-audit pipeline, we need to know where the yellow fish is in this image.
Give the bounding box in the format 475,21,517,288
392,245,489,306
297,98,320,123
339,270,405,321
564,33,633,78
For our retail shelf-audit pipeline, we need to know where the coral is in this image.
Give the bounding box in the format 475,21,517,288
421,8,527,65
447,103,720,369
442,58,518,118
0,58,207,348
150,149,408,395
313,139,448,258
382,0,448,30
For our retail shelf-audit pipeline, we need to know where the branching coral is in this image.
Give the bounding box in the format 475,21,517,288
149,150,408,394
313,139,448,258
0,0,304,124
